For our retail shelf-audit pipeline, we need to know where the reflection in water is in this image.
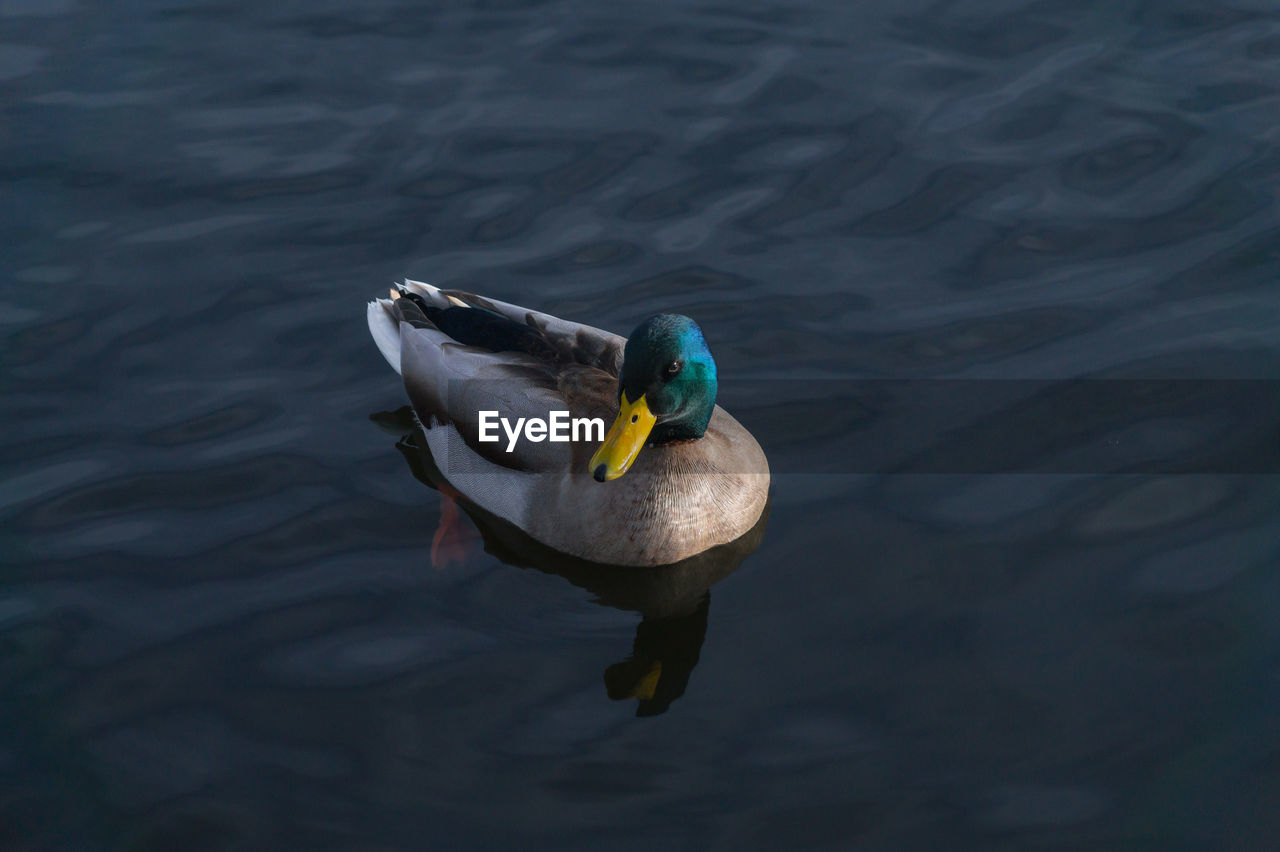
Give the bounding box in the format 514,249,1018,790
604,595,709,717
378,406,770,716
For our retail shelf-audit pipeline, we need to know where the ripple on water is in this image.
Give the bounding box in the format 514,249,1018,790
978,785,1107,830
142,404,274,447
1060,117,1200,196
1074,476,1235,536
259,624,494,687
0,44,45,80
1131,525,1279,595
89,714,348,807
14,455,332,531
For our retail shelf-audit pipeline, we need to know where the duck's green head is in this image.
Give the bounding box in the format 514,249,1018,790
591,314,718,482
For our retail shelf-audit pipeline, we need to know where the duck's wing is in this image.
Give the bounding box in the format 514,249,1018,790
423,282,626,377
370,282,619,475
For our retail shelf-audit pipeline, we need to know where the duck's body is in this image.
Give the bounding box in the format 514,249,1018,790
367,280,769,566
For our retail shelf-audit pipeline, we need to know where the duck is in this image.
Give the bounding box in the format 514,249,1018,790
366,279,770,566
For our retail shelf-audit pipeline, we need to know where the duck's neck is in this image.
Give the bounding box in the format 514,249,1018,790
650,420,707,444
649,393,715,444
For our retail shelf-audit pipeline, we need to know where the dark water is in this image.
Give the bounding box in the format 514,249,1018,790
4,0,1280,848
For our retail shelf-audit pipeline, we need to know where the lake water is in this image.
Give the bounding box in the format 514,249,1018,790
3,0,1279,848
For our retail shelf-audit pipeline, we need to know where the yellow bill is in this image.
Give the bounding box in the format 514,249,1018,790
590,392,657,481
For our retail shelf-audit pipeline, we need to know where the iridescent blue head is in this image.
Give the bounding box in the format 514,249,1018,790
590,314,718,481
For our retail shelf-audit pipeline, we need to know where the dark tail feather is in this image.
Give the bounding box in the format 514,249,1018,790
390,286,438,330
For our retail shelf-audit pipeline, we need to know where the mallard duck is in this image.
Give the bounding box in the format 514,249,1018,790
366,280,770,566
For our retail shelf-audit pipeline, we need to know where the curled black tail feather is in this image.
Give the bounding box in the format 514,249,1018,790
390,287,438,330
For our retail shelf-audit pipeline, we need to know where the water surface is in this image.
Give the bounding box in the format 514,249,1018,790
3,0,1279,848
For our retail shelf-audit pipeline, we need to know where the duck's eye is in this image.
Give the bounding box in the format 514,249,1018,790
664,360,683,378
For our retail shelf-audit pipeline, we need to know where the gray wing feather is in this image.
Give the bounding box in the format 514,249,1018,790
440,290,626,376
399,323,573,473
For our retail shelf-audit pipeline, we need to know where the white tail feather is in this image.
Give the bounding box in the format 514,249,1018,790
366,299,402,375
401,278,439,297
